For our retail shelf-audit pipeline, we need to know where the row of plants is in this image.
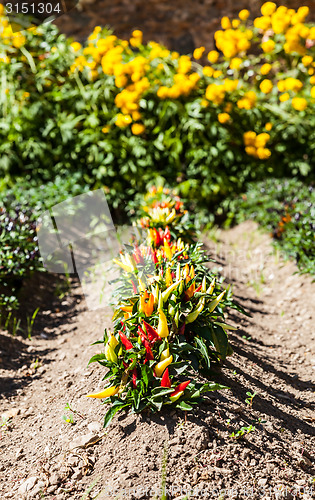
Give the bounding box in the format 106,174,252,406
87,187,246,426
0,3,314,210
219,178,315,275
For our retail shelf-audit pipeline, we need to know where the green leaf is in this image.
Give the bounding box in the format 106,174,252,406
88,353,106,365
195,337,211,368
103,403,129,429
176,401,193,411
211,324,228,360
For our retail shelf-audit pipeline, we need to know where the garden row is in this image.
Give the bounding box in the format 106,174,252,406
87,187,246,426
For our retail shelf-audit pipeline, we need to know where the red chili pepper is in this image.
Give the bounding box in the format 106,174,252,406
120,320,126,331
143,321,160,343
119,331,133,350
122,361,128,369
143,339,154,363
152,250,158,264
194,284,202,295
170,380,191,397
132,369,137,388
161,368,171,388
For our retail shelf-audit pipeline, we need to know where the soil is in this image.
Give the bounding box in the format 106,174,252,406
0,221,314,500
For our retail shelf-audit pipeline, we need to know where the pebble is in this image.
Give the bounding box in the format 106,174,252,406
49,473,61,485
87,421,102,433
18,477,37,495
68,432,100,450
1,408,20,420
15,447,23,459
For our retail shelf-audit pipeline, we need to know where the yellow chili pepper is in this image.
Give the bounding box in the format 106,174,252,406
162,280,182,302
158,308,169,338
113,258,134,273
86,386,120,399
208,290,226,313
160,347,170,361
186,297,205,324
163,239,173,261
108,333,119,348
105,344,118,363
165,268,173,287
207,278,216,295
155,355,173,377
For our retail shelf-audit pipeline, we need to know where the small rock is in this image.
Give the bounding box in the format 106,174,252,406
16,447,23,459
68,433,100,450
49,473,61,485
18,477,37,495
87,421,101,433
2,408,20,420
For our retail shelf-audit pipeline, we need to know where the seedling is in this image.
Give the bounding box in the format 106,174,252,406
230,424,256,440
62,402,85,424
26,307,40,339
245,391,257,407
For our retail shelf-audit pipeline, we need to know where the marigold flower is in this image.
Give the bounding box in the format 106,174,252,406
243,131,257,146
207,50,219,64
302,56,313,67
193,46,205,60
260,79,273,94
261,2,276,16
311,87,315,99
265,122,273,131
261,63,272,75
279,92,290,102
256,147,271,159
239,9,250,21
221,16,232,29
230,57,242,70
261,40,275,53
291,97,307,111
218,113,230,124
132,123,145,135
70,42,82,52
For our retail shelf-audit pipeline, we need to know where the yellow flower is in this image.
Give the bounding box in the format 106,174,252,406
256,147,271,159
237,91,257,110
221,16,232,29
218,113,230,123
261,40,275,53
193,46,205,60
265,122,272,131
310,76,315,85
218,113,230,124
302,56,313,67
70,42,82,52
279,92,290,102
130,29,143,47
261,2,277,16
213,70,223,78
261,63,272,75
102,125,110,134
239,9,250,21
207,50,219,64
232,19,241,28
255,133,270,148
243,131,257,146
203,66,214,77
254,16,271,31
260,79,273,94
230,57,242,70
291,97,307,111
131,123,145,135
245,146,257,157
311,87,315,99
115,114,132,128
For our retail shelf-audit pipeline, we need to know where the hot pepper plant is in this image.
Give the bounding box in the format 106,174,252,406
87,187,246,427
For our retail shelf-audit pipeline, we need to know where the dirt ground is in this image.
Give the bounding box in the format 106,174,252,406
0,221,314,500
